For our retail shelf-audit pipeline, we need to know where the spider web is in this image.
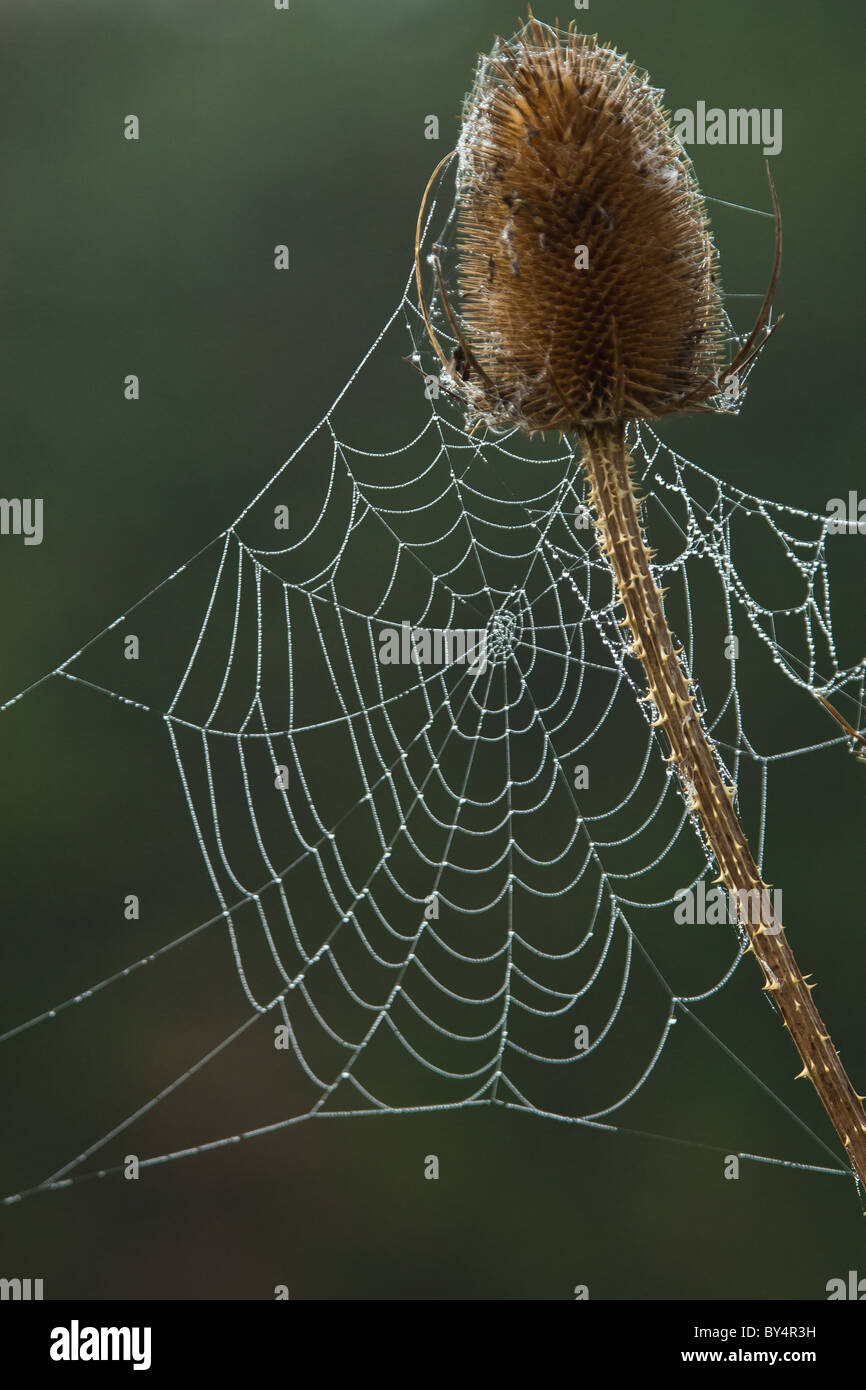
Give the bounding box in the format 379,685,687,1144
2,196,864,1209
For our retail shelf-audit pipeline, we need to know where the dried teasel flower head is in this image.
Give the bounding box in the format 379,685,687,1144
415,15,780,435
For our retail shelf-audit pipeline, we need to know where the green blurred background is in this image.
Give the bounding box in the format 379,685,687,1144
1,0,865,1298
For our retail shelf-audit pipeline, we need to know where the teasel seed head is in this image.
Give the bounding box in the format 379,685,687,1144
416,15,780,435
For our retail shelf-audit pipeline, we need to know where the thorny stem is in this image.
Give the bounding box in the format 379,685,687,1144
579,421,866,1203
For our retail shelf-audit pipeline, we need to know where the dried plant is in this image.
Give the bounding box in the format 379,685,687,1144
416,14,866,1198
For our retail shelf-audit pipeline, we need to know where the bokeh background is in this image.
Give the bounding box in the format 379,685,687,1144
1,0,864,1299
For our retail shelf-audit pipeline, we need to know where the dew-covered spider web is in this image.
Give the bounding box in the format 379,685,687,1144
2,186,865,1209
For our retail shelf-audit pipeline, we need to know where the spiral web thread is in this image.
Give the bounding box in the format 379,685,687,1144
2,202,864,1207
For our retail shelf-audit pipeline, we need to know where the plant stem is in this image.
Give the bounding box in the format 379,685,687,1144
578,420,866,1199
